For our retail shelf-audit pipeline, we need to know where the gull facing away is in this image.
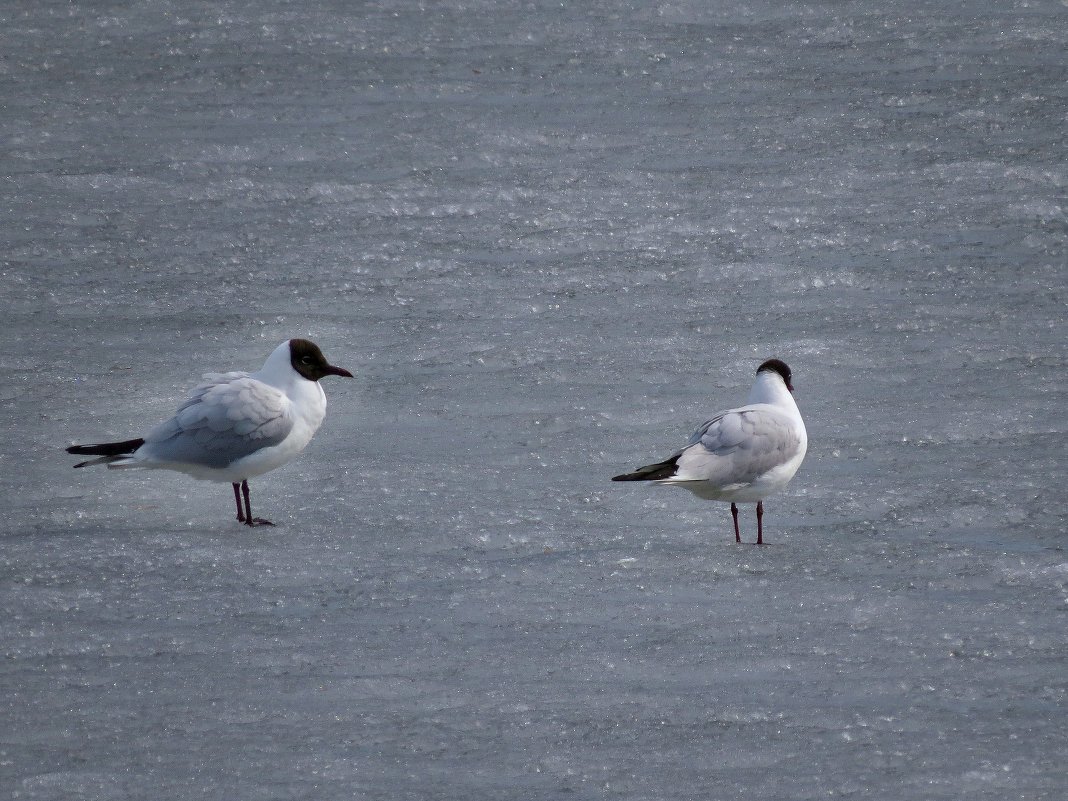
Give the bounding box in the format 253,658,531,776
67,339,353,527
612,359,807,545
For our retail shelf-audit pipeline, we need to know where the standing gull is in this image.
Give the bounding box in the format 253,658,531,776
67,338,353,526
613,359,807,545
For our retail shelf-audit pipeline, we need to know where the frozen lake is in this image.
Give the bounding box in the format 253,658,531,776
2,1,1066,798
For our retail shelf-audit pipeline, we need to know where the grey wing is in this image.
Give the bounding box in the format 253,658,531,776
676,408,801,483
143,374,293,468
684,412,729,448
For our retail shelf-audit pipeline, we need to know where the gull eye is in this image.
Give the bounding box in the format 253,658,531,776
301,356,313,365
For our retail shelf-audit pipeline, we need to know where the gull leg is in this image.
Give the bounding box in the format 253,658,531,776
731,503,741,543
241,479,275,527
756,501,764,546
232,483,246,522
241,480,253,526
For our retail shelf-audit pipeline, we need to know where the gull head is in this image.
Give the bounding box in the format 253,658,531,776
757,358,793,392
289,339,354,382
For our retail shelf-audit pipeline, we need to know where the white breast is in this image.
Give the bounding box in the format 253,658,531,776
228,379,326,480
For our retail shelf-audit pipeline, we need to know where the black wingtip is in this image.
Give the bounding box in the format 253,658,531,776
611,455,681,482
66,438,145,457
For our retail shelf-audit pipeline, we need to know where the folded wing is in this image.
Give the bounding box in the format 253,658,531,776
673,407,803,487
141,373,293,468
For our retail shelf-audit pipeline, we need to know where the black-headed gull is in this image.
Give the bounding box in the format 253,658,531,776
67,338,353,527
613,358,807,545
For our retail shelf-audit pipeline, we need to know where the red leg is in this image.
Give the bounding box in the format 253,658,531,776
233,483,245,522
241,480,254,526
241,479,274,527
756,501,764,546
731,502,741,543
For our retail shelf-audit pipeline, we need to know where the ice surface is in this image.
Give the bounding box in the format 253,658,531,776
2,1,1066,799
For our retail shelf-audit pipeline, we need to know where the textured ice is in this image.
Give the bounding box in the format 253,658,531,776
2,0,1067,799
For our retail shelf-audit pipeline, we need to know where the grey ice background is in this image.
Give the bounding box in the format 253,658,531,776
2,1,1067,799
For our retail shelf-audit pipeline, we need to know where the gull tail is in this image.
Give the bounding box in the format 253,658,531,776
612,454,680,482
67,438,145,468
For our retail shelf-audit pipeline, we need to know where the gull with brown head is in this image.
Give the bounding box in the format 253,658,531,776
67,339,353,526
